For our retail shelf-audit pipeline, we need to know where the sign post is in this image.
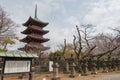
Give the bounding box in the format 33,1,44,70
1,59,5,80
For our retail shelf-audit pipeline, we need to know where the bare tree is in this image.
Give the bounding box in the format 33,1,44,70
0,6,18,50
92,33,120,60
111,27,120,42
62,39,67,58
73,24,96,72
0,6,16,38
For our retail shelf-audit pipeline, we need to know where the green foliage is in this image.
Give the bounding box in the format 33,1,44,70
0,35,19,50
2,36,15,45
0,48,7,52
49,44,76,59
49,50,63,57
63,44,75,58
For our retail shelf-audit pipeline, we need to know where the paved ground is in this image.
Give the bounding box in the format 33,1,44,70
1,71,120,80
94,74,120,80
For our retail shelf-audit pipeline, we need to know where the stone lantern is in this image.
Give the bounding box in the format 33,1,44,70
91,60,97,74
81,59,88,76
51,53,60,80
69,54,76,77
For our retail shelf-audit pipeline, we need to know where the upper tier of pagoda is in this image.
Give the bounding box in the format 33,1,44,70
23,16,49,27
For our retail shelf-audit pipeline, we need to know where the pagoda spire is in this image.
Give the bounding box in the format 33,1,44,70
34,4,38,19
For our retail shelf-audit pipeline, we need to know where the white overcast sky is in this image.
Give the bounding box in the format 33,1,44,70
0,0,120,52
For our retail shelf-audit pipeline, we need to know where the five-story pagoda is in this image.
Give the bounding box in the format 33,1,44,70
19,5,50,56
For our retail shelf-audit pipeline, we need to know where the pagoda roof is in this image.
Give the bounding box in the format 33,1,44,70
23,17,49,27
21,25,49,34
20,34,49,43
0,52,38,58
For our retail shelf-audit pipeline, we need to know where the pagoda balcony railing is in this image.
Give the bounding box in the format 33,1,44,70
28,33,49,41
30,33,44,38
30,25,42,29
26,44,50,50
29,42,43,46
30,26,49,33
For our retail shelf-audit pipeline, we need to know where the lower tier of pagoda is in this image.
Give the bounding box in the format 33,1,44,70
19,44,50,51
19,45,50,54
19,42,50,53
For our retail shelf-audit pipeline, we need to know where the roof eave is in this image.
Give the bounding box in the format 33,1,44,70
23,16,49,26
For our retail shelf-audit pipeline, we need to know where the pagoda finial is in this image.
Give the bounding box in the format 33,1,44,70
34,4,38,19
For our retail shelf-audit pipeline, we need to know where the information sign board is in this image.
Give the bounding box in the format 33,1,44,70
49,61,53,72
4,60,31,74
